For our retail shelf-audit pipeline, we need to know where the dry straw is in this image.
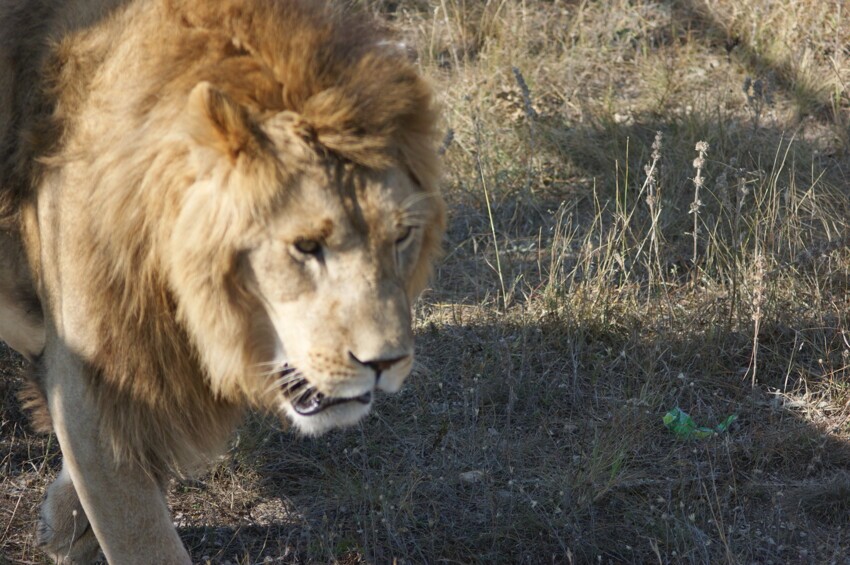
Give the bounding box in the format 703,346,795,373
512,66,538,192
473,111,508,309
690,141,709,285
644,131,663,285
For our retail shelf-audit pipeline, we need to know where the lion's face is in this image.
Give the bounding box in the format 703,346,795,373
173,82,443,437
247,166,426,435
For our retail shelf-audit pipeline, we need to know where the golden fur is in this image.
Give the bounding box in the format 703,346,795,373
0,2,443,558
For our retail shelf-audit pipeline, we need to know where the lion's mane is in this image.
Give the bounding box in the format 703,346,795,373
1,0,443,476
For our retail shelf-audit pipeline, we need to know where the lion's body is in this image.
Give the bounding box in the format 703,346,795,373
0,1,444,562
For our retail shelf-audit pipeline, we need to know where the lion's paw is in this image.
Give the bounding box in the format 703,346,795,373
37,468,101,564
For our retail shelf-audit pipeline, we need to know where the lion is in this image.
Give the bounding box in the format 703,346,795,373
0,0,445,562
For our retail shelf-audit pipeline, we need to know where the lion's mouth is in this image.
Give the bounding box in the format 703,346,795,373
279,365,373,417
292,390,373,416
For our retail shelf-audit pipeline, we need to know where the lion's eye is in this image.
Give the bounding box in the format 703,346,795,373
395,226,414,246
293,238,322,256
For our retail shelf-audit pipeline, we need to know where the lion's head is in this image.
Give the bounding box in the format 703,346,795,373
166,73,443,436
250,164,426,434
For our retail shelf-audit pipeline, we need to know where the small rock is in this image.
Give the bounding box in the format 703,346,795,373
459,470,486,483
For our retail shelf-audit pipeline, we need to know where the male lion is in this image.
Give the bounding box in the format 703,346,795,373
0,0,444,562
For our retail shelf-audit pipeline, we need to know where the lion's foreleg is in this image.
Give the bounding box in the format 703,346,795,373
43,347,191,565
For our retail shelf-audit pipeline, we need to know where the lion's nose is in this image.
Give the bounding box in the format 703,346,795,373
348,352,410,379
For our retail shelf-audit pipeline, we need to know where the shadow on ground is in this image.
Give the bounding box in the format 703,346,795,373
173,308,850,563
1,269,850,564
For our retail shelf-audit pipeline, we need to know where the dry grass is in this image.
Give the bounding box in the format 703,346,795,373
4,0,850,562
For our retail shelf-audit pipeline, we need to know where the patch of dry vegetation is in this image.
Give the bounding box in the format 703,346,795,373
3,0,850,562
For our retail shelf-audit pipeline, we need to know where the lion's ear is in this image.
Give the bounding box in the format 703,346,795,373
260,110,316,152
186,82,265,164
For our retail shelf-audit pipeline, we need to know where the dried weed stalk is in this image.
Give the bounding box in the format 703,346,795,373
644,131,664,285
473,111,508,309
512,66,538,192
748,250,767,386
743,76,774,130
690,141,709,284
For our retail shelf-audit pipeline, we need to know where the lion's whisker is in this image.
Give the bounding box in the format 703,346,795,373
272,371,301,387
253,360,286,368
265,368,310,398
411,358,431,377
285,379,309,396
